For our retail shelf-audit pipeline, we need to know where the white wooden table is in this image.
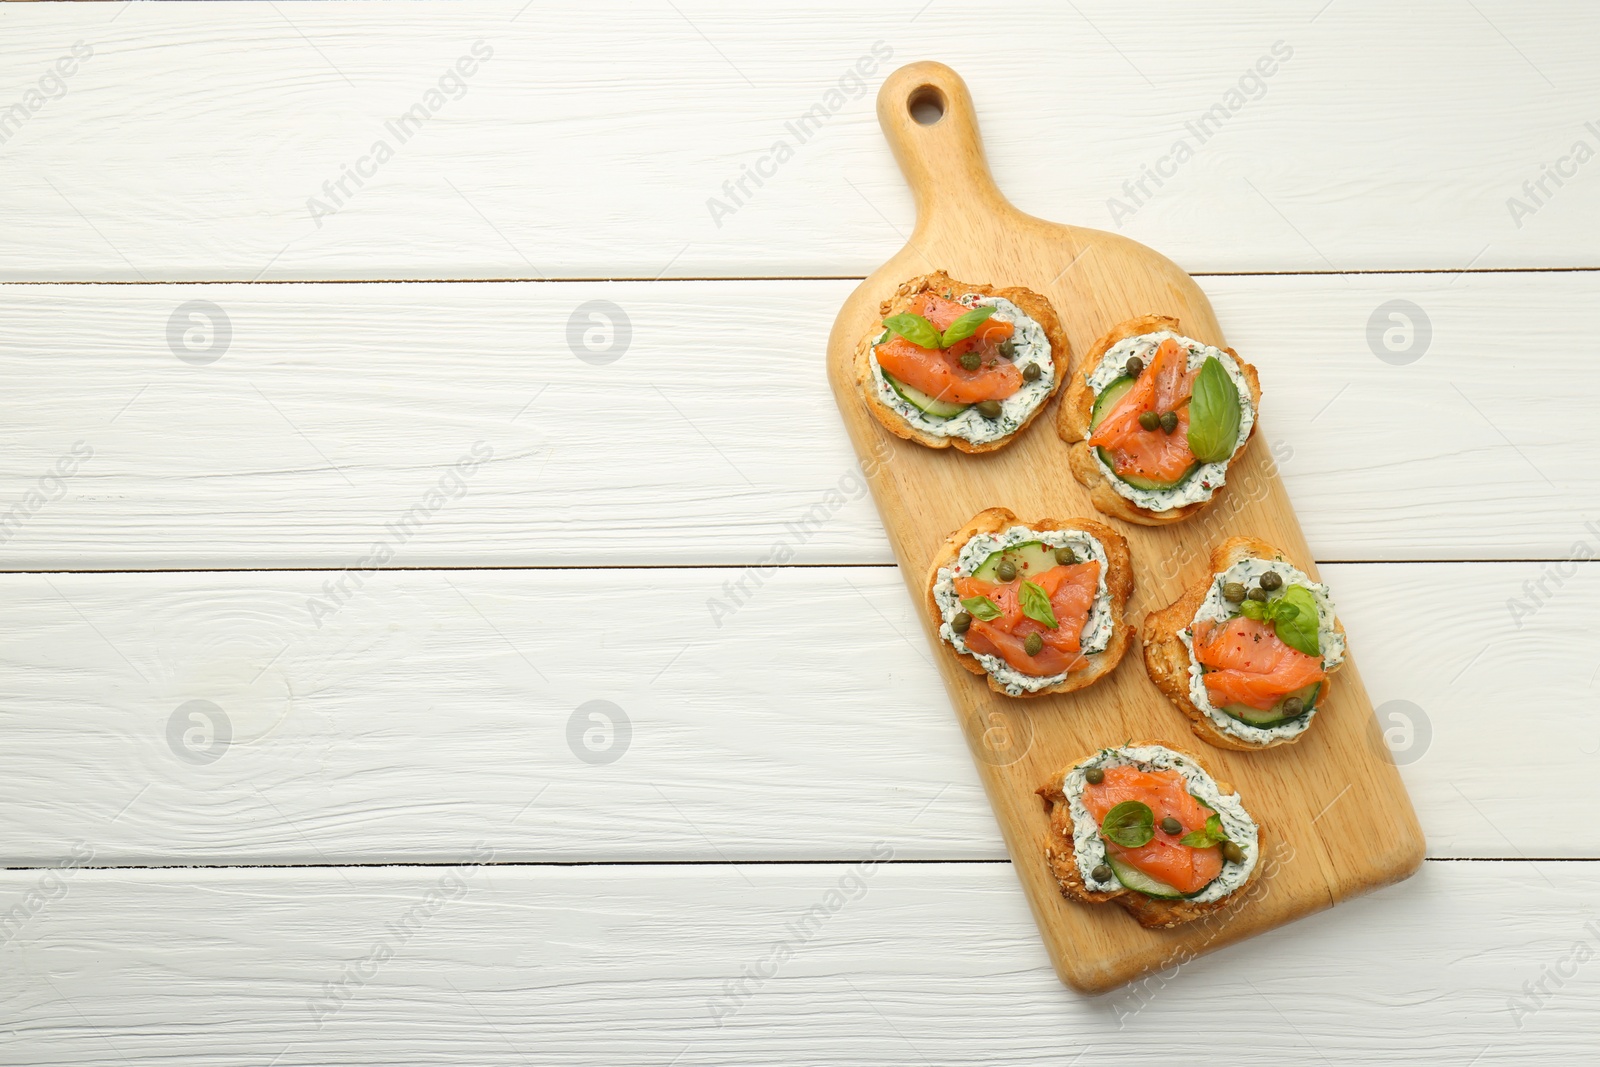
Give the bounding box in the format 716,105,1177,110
1,2,1595,1062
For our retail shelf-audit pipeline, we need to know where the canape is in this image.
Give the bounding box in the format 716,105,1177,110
1144,536,1347,751
857,271,1068,453
1058,315,1261,524
1039,742,1263,928
925,507,1134,698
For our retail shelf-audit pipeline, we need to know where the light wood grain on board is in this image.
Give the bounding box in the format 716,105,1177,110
0,272,1595,569
826,62,1422,992
0,561,1585,866
0,862,1588,1066
0,2,1596,280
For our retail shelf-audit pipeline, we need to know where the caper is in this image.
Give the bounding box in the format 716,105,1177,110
1092,863,1113,882
1282,695,1305,716
1138,410,1160,432
952,612,972,635
1024,632,1044,656
1054,546,1076,566
1084,766,1104,785
959,351,981,372
1260,571,1283,591
976,399,1003,418
995,559,1018,582
1222,581,1246,603
1022,362,1041,382
997,339,1017,360
1247,586,1269,602
1160,410,1178,434
1222,841,1246,864
1160,816,1182,835
1124,356,1145,378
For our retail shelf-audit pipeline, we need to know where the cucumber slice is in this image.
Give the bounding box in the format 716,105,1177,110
1089,375,1199,491
1221,681,1321,729
1106,856,1187,899
883,370,969,420
1107,855,1218,900
972,540,1059,582
1089,375,1136,430
1096,449,1200,492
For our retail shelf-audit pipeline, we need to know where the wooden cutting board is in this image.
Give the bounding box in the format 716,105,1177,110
825,61,1425,994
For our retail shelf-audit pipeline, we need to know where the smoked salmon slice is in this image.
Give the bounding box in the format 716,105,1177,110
1087,337,1200,483
1082,765,1222,894
1193,616,1326,711
875,337,1022,403
954,562,1100,677
911,292,1015,346
874,293,1020,404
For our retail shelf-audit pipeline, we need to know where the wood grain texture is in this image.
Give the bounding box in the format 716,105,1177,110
0,861,1589,1066
0,2,1597,280
826,62,1421,992
0,562,1584,866
0,272,1595,568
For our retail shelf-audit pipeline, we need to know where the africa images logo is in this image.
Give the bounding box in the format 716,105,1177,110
0,41,93,148
306,41,494,228
1505,120,1600,229
704,41,893,229
1106,41,1293,227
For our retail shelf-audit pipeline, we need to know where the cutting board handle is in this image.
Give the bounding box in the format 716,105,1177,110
876,61,1017,233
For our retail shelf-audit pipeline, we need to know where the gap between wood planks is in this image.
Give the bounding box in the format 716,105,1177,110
0,559,1574,575
0,857,1588,874
0,266,1597,285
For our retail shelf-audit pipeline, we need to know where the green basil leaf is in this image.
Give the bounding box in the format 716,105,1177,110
1018,579,1059,630
1238,598,1268,621
1273,585,1321,657
960,595,1003,622
1100,800,1154,848
939,305,997,348
1179,813,1230,848
1185,355,1242,464
881,313,943,351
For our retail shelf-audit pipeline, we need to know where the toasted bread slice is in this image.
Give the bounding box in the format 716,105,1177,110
1037,740,1265,929
1143,536,1347,752
855,271,1069,454
924,506,1134,698
1057,315,1262,525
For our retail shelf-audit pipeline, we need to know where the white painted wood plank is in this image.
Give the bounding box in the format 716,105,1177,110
1,2,1596,280
0,561,1586,865
0,272,1591,567
0,861,1587,1064
1204,271,1591,563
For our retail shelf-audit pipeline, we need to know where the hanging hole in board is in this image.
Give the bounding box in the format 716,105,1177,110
908,85,945,126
